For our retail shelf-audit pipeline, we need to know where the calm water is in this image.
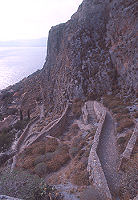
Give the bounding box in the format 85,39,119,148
0,47,46,90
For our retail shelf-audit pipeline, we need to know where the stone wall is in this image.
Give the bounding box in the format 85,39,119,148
87,101,112,199
14,116,40,152
26,103,70,146
119,122,138,170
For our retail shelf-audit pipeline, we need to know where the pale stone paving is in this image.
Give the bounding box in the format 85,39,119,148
97,112,121,197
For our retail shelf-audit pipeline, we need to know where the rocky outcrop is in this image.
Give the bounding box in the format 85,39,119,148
106,0,137,96
40,0,137,114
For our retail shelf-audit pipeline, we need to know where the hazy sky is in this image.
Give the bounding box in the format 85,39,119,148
0,0,82,41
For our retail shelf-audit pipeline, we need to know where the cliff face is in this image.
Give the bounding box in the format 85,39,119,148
41,0,137,112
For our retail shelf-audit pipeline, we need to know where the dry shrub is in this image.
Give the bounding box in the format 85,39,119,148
71,170,89,186
31,142,46,155
103,95,121,108
103,95,130,112
133,111,138,119
120,154,138,199
34,153,54,166
34,155,46,165
71,135,82,147
69,146,81,158
115,113,130,122
70,123,79,135
112,107,129,114
47,145,70,172
47,153,70,172
34,162,48,177
17,155,35,169
72,99,83,117
117,118,134,133
70,162,89,186
45,138,58,153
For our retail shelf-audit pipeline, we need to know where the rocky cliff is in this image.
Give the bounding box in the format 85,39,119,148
40,0,137,113
1,0,137,120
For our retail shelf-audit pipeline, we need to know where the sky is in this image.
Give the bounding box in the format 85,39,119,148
0,0,82,41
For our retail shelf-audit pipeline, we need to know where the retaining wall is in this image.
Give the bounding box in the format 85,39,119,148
14,116,39,152
87,101,112,200
25,103,70,146
119,122,138,170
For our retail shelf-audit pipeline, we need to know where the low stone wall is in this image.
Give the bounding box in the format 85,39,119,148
25,103,70,146
14,116,39,152
119,123,138,170
87,101,112,200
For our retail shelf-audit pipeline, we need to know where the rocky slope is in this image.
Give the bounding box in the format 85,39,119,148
40,0,137,114
1,0,136,118
0,1,137,199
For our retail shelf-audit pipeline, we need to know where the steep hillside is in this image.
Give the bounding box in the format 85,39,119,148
40,0,137,114
0,1,137,199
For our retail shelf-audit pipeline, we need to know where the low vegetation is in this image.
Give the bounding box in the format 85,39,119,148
0,126,15,152
16,139,70,176
119,154,138,200
0,167,63,200
72,98,84,118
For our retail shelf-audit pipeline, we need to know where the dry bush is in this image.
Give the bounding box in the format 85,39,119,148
71,170,89,186
70,162,89,186
72,99,83,117
31,142,46,155
133,111,138,119
115,113,130,122
47,145,70,172
117,118,134,133
47,152,70,172
112,107,129,114
69,146,81,158
103,95,121,108
70,123,79,135
34,153,54,166
45,138,58,153
71,135,82,147
34,155,46,165
17,155,35,169
120,154,138,199
34,162,48,177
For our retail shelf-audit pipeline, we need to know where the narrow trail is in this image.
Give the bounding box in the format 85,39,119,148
97,112,120,197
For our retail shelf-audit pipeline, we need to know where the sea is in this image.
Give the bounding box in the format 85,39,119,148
0,47,46,90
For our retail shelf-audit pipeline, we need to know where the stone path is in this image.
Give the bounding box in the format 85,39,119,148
97,112,120,197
